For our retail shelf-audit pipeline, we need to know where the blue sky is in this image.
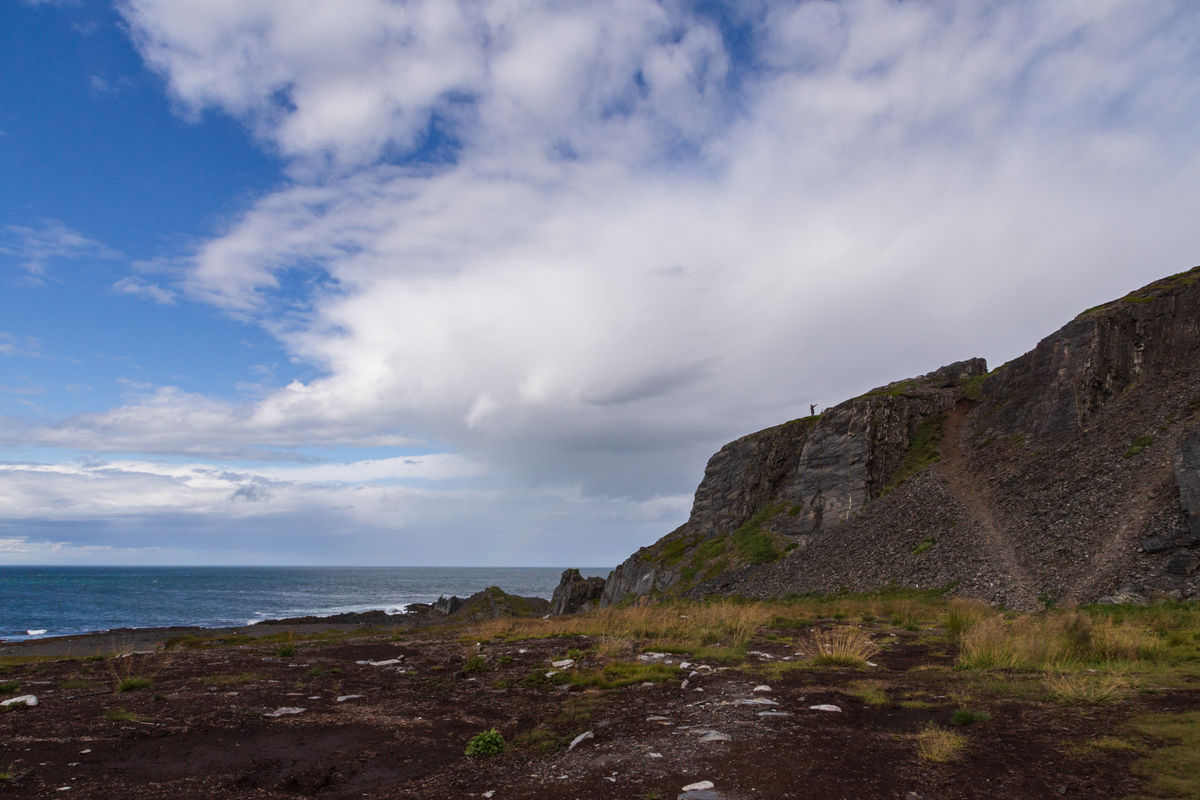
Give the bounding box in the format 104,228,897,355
2,0,1199,566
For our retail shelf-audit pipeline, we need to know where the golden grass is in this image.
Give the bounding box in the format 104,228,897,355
798,626,878,666
1043,671,1133,705
957,611,1161,670
464,600,780,653
914,725,967,762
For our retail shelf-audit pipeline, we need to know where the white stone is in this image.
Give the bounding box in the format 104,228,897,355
757,711,793,717
809,704,842,712
699,731,731,742
646,715,672,723
649,752,664,758
483,792,495,798
731,698,778,706
638,651,667,662
544,671,559,678
681,679,689,689
752,685,772,693
263,706,305,717
336,694,363,702
551,658,575,669
355,658,402,667
568,730,594,751
0,695,37,707
682,781,715,792
679,661,692,669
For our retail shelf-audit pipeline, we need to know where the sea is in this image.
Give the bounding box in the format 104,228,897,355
0,566,610,642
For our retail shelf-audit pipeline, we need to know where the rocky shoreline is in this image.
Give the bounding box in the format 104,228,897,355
0,585,551,659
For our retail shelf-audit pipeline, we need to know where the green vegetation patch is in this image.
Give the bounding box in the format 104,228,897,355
731,504,787,565
570,661,679,690
1128,712,1200,798
912,538,935,556
951,708,991,726
116,676,152,693
1124,435,1154,459
464,728,506,758
961,373,989,400
881,415,945,496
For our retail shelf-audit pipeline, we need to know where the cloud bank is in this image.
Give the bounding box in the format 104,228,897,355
4,0,1200,563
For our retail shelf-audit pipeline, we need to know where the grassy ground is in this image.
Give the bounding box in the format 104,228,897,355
2,589,1197,798
458,589,1200,798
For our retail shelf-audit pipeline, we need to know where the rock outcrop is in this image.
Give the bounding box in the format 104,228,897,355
550,569,606,615
599,266,1200,608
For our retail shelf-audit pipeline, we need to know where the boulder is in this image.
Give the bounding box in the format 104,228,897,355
550,569,606,615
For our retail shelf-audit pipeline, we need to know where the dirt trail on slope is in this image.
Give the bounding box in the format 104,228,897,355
939,402,1041,611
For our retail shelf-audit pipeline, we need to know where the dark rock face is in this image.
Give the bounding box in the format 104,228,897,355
434,595,464,614
599,267,1200,608
601,359,987,606
1178,427,1200,543
549,569,606,615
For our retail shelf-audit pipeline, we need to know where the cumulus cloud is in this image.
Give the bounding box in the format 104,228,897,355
8,1,1200,562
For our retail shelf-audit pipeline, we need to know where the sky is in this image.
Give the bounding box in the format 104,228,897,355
1,0,1199,567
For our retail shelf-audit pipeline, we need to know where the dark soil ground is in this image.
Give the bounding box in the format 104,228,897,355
3,618,1197,800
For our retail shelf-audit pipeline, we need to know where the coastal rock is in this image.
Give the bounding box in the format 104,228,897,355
1177,427,1200,542
0,694,37,707
550,569,606,615
809,704,842,712
599,266,1200,608
434,595,464,614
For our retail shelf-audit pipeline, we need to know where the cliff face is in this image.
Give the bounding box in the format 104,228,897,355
600,359,987,605
597,266,1200,609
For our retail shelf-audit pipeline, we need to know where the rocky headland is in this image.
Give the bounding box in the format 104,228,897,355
559,266,1200,612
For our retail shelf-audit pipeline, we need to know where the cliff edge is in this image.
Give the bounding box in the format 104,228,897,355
589,266,1200,610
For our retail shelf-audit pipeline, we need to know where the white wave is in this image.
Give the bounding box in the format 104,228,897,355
25,629,47,636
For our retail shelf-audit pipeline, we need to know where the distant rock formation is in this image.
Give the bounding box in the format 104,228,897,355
550,569,606,615
598,266,1200,609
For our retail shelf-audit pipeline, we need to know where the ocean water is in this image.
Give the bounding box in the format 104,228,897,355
0,566,610,642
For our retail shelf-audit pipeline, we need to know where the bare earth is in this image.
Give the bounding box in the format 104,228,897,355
2,619,1194,800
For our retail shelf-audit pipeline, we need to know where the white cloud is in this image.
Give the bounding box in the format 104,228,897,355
112,276,177,304
10,0,1200,561
1,220,121,284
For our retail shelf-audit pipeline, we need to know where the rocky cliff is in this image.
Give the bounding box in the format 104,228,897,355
590,266,1200,610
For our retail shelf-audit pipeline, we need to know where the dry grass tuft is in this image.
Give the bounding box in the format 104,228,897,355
1043,672,1133,704
957,612,1160,670
464,600,779,655
798,626,878,666
945,598,994,640
914,725,967,762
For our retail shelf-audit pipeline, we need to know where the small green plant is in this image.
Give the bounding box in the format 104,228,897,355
105,708,144,722
566,648,584,660
0,681,18,694
1124,435,1154,459
951,708,991,726
463,655,489,674
912,538,935,556
117,676,151,692
465,728,506,758
0,763,15,781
